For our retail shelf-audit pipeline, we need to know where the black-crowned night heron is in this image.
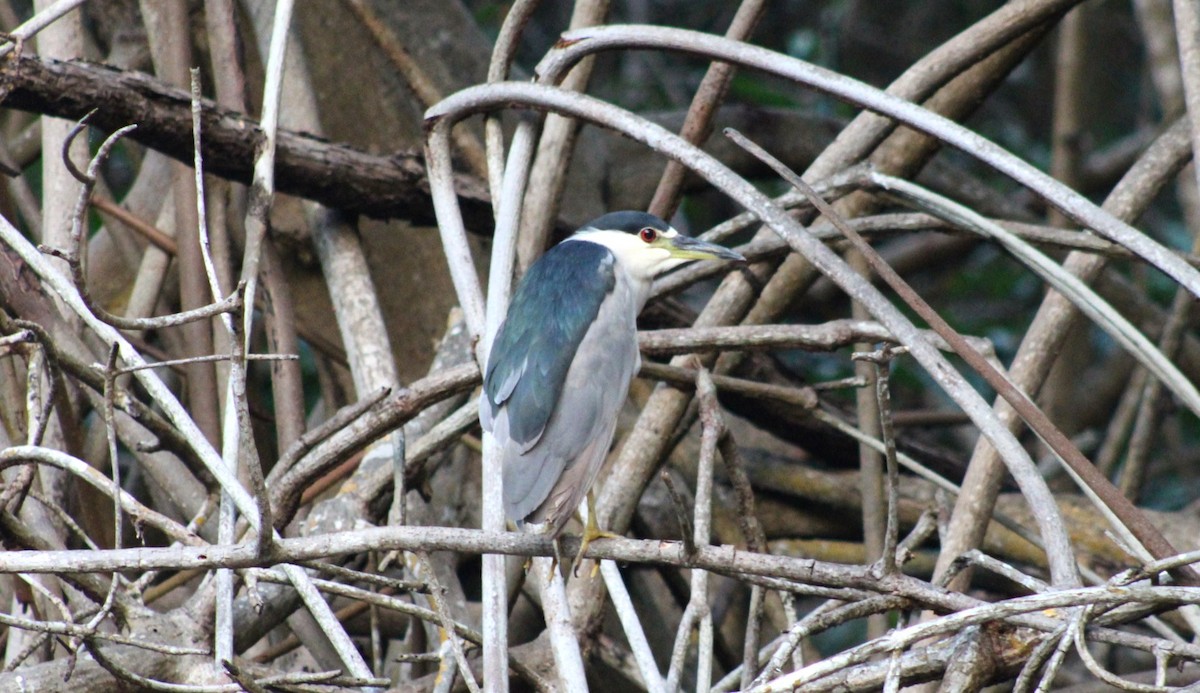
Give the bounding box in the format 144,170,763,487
480,211,744,549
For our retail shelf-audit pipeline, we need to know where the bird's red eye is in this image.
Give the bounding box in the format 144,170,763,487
639,227,658,243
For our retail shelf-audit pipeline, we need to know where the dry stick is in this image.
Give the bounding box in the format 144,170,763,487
665,368,720,692
532,555,588,691
11,324,56,451
224,659,270,693
97,345,124,627
647,0,767,220
952,550,1049,596
192,60,266,670
258,242,306,455
483,0,540,205
0,607,204,656
638,320,997,357
639,360,817,411
882,649,903,693
6,520,1200,659
659,471,695,557
190,69,272,562
855,347,901,577
1048,5,1086,230
115,353,295,374
206,0,305,469
1119,285,1195,499
515,0,611,275
245,1,375,684
714,402,775,689
89,195,177,254
852,271,886,640
724,128,1196,587
2,54,493,229
1071,605,1161,693
477,127,540,693
1174,0,1200,200
143,0,221,449
586,561,665,692
0,0,85,60
477,121,549,690
478,121,542,693
416,551,481,693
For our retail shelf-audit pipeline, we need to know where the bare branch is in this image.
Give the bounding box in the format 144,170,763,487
1,55,494,229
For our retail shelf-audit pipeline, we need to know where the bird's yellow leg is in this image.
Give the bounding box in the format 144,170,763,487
572,490,620,577
547,536,563,576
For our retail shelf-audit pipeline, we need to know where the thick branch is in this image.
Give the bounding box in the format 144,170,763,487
0,55,494,229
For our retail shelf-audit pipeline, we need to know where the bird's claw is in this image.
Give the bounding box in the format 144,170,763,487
571,514,619,578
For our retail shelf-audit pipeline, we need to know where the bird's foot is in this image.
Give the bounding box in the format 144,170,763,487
571,511,619,578
547,535,566,576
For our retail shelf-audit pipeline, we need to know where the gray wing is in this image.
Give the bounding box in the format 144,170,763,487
480,241,615,448
479,241,620,523
499,271,641,529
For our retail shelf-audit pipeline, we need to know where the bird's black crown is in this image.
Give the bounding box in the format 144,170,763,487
579,210,672,235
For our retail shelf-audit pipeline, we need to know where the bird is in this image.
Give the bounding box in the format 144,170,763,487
479,210,744,557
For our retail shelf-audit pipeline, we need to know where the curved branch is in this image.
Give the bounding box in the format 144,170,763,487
534,25,1200,301
0,447,203,546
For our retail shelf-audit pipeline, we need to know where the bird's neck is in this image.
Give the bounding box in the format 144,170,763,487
617,265,654,316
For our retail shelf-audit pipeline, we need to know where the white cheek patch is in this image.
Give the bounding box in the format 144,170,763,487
567,230,676,280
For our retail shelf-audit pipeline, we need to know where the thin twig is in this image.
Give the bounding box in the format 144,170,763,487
647,0,767,219
853,347,902,576
483,0,539,205
416,551,481,693
0,0,86,59
659,471,695,556
192,66,273,565
666,368,721,691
